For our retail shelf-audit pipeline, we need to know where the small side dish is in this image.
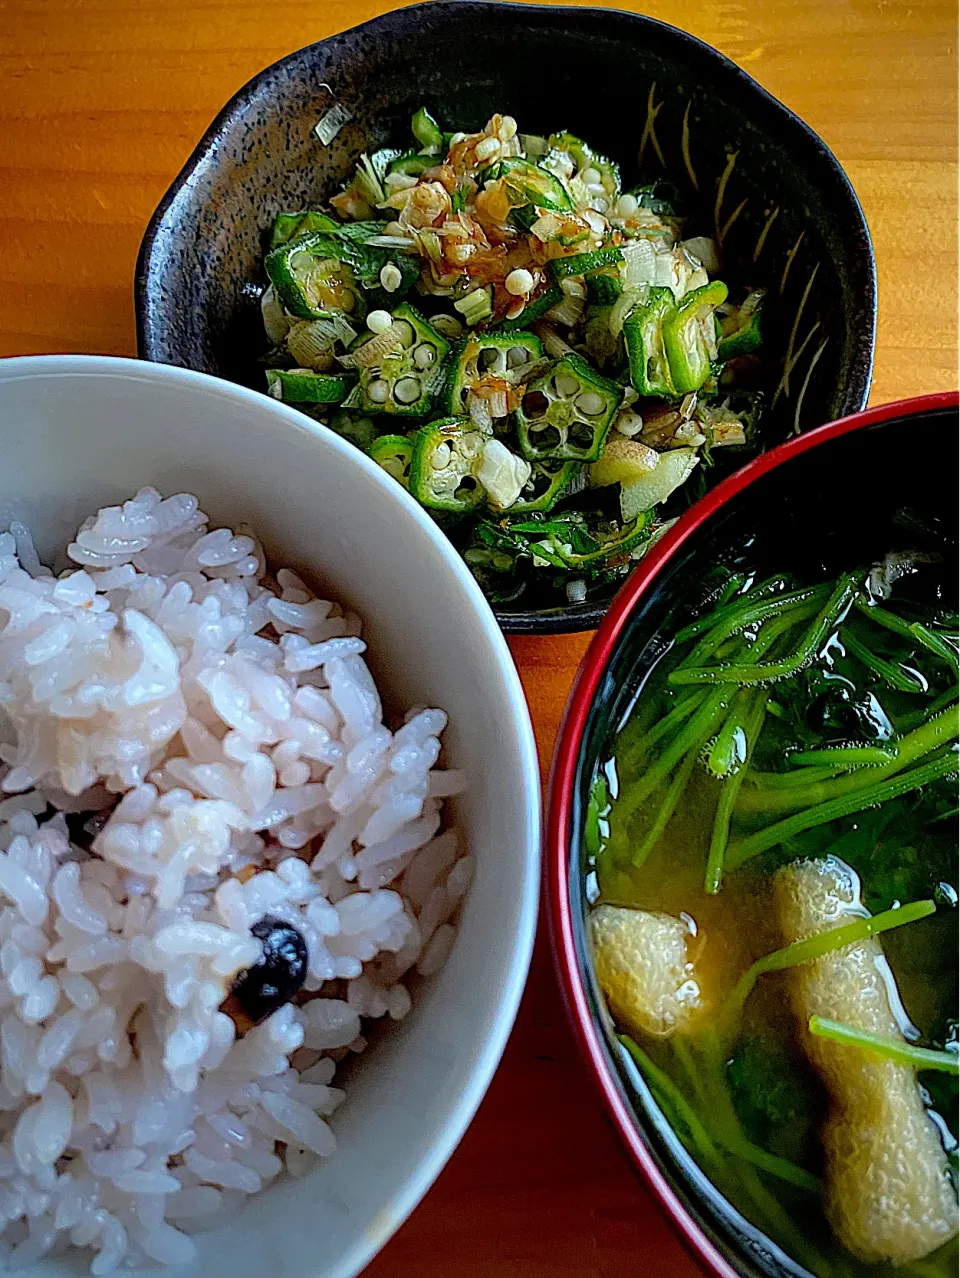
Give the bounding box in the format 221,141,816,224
585,530,958,1275
257,109,766,609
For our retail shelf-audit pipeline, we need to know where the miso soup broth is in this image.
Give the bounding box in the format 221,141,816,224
584,520,959,1278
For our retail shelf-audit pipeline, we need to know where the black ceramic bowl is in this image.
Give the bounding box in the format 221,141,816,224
136,0,877,635
548,393,958,1278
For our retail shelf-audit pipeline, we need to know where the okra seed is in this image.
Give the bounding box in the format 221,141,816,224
367,379,390,404
615,193,639,218
366,310,394,335
394,376,422,404
475,137,501,162
505,268,534,297
615,411,644,437
431,442,452,468
554,373,580,398
576,391,605,416
392,319,416,347
379,262,403,293
413,344,436,368
582,167,602,185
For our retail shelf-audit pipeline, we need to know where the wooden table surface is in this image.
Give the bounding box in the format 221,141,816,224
0,0,956,1272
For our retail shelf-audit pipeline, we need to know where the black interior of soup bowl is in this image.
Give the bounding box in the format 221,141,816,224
136,0,877,634
566,403,958,1278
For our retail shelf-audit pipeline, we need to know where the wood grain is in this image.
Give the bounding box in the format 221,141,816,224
0,0,956,1272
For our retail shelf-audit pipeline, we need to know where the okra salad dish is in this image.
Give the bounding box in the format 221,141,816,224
258,108,765,609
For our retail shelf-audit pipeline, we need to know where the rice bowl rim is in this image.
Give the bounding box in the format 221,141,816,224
0,351,542,1278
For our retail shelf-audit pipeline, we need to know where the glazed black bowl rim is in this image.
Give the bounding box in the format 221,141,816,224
546,391,959,1278
135,0,878,636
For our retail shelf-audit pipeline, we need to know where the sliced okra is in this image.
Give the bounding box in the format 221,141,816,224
553,515,649,568
717,289,765,361
369,434,415,488
623,286,678,398
508,458,582,512
548,247,624,283
353,302,451,417
445,331,543,420
265,368,355,404
494,284,564,331
409,418,486,512
481,157,573,215
663,280,728,393
585,272,624,307
269,210,339,250
516,353,623,462
547,132,621,204
264,231,365,322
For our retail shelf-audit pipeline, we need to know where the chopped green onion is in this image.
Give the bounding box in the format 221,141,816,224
631,748,699,868
671,575,858,686
748,764,847,789
705,696,768,894
720,1134,821,1193
728,751,957,869
843,629,927,693
454,286,494,327
728,897,936,1017
808,1016,960,1074
736,703,958,816
621,693,701,767
619,1036,819,1192
856,598,960,672
618,1035,723,1170
674,577,808,645
790,745,897,768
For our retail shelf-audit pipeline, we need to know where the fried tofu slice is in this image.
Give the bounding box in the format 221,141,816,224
590,904,703,1038
775,857,957,1264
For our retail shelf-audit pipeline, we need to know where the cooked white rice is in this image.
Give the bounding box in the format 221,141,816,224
0,488,468,1272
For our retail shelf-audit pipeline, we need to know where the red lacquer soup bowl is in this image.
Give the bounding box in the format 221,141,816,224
547,392,959,1278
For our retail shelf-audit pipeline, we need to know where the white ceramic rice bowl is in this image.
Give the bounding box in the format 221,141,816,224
0,355,540,1278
